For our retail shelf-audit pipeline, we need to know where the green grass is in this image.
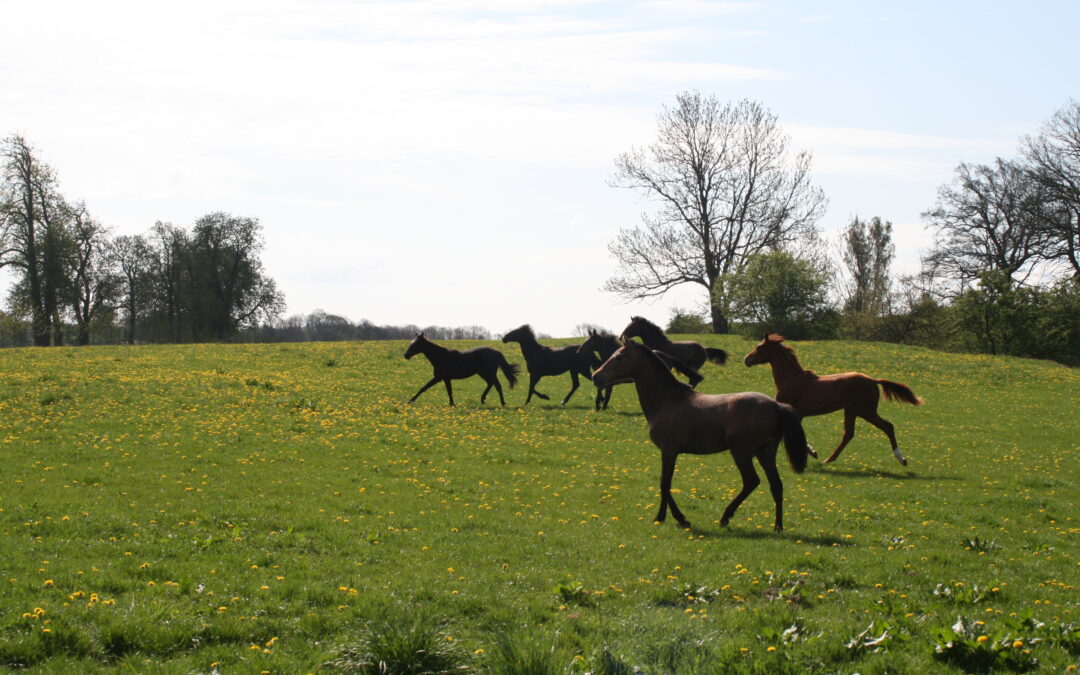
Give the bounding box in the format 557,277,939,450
0,337,1076,673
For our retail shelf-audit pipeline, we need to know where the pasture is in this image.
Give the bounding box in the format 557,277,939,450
0,338,1076,673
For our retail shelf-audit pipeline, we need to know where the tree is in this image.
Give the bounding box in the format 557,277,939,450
719,250,834,339
68,206,116,345
186,212,284,340
145,222,188,342
0,135,76,346
109,233,151,344
1022,100,1080,278
605,93,827,333
838,215,894,315
923,159,1056,290
666,308,710,334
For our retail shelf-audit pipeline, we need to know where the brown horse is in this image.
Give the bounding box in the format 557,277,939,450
743,334,923,465
620,316,728,373
593,338,809,532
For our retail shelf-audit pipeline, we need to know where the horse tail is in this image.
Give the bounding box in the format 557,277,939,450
776,402,808,474
499,356,520,389
876,379,923,405
705,347,728,365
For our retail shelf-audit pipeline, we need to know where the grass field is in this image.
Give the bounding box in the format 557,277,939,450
0,336,1076,673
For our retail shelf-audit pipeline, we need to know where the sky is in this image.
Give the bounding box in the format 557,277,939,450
1,0,1077,337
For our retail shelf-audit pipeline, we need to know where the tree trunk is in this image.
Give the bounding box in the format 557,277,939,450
710,303,730,334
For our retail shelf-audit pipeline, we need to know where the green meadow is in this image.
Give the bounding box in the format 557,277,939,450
0,338,1076,673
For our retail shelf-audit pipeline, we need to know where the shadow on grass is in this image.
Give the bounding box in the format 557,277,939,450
810,464,961,481
662,524,854,547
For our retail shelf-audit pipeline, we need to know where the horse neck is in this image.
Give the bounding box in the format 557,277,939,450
767,345,806,388
639,325,672,349
597,338,618,359
631,355,690,420
420,340,451,364
514,332,544,356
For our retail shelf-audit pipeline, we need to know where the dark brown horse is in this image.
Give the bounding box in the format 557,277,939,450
592,338,809,532
502,324,596,405
577,328,703,410
620,316,728,374
743,334,923,465
404,333,519,406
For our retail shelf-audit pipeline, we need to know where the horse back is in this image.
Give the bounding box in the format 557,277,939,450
782,371,880,416
649,391,775,455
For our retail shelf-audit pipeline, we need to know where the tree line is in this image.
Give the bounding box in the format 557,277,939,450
0,135,288,346
606,94,1080,366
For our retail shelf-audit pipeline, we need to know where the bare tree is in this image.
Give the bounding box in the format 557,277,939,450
923,159,1056,290
68,206,116,345
110,233,151,344
605,93,827,333
1022,100,1080,278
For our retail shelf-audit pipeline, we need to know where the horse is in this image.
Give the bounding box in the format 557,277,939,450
501,324,596,405
577,328,704,410
619,316,728,374
592,337,809,532
743,333,923,465
404,333,520,406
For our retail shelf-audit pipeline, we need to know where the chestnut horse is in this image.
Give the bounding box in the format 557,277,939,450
743,334,923,465
620,316,728,372
404,333,520,406
593,338,809,532
577,328,704,410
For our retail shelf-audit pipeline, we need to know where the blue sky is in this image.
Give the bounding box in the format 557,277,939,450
1,0,1076,336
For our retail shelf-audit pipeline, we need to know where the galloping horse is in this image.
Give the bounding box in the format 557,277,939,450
502,325,597,405
743,334,923,465
620,316,728,375
593,338,809,532
404,333,520,406
578,328,703,410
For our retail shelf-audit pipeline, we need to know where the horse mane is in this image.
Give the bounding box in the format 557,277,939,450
509,324,537,340
764,333,807,372
629,316,666,340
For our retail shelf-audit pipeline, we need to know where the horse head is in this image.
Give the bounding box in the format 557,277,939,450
743,333,786,367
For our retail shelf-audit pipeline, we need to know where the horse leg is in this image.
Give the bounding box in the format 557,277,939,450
491,376,506,406
526,374,548,403
863,411,905,465
603,386,613,410
561,371,579,405
720,450,761,528
480,381,493,404
408,376,441,403
758,444,785,532
443,379,455,406
655,451,689,527
824,407,857,463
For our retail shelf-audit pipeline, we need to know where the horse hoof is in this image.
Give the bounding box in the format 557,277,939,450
807,446,818,459
899,458,908,466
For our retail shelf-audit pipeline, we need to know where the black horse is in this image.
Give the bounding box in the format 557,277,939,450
502,324,597,405
620,316,728,371
404,333,520,406
578,328,704,410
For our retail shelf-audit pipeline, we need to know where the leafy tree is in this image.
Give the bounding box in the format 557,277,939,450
605,93,827,333
666,308,710,334
719,250,834,339
185,212,284,340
